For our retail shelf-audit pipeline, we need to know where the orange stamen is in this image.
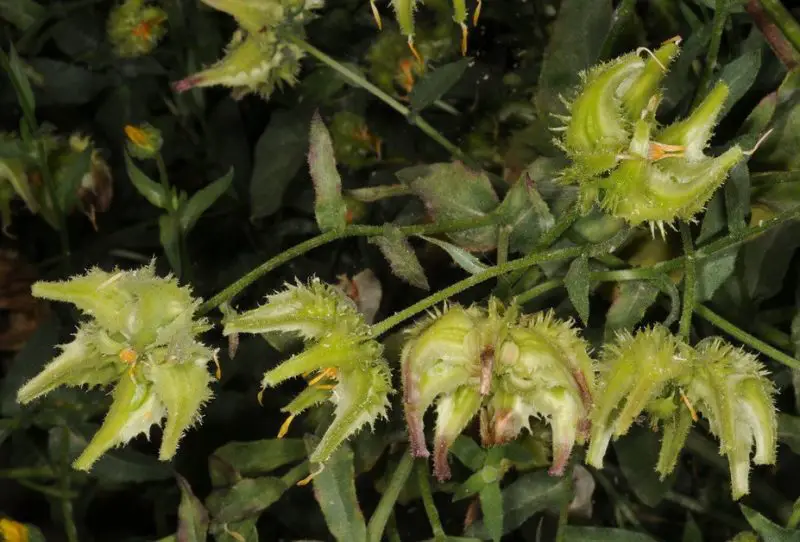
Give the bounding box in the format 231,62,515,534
680,391,699,422
277,414,295,438
132,21,152,40
460,22,468,56
124,125,148,147
473,0,482,26
212,353,222,381
297,465,325,486
648,142,685,161
399,59,415,93
407,37,424,66
119,347,137,364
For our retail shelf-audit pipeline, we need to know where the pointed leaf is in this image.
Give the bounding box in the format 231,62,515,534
718,47,762,119
604,280,660,339
0,0,45,30
560,527,658,541
740,505,798,541
181,168,233,233
205,477,288,524
306,438,367,542
125,153,167,208
159,214,182,276
613,425,674,507
565,255,590,325
176,474,209,542
1,46,36,122
696,246,738,301
250,107,313,220
418,235,489,275
209,438,307,488
479,480,503,542
55,147,92,212
409,58,471,114
309,112,347,232
370,227,429,289
496,175,555,254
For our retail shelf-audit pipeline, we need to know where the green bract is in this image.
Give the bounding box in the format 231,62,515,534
557,39,745,230
173,0,323,99
401,300,595,480
17,264,217,471
587,326,777,499
222,278,392,468
107,0,168,58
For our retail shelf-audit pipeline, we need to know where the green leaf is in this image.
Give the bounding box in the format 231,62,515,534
209,518,258,542
309,112,347,232
465,470,570,538
565,255,590,325
418,235,489,275
740,505,800,541
1,45,36,123
479,480,503,542
50,426,172,483
159,214,182,277
370,227,429,290
306,438,367,542
180,168,233,234
205,477,288,524
534,0,612,121
682,513,703,542
777,413,800,455
409,58,471,114
613,425,675,507
604,280,660,339
250,107,313,220
496,175,555,255
449,435,487,471
560,527,658,541
696,246,738,301
55,147,92,212
176,474,209,542
28,58,108,106
743,221,800,302
724,162,750,233
406,162,499,251
208,438,307,488
717,47,762,119
125,153,167,208
0,0,45,30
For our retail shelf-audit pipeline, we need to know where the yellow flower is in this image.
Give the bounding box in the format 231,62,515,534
124,124,162,159
0,518,28,542
107,0,168,58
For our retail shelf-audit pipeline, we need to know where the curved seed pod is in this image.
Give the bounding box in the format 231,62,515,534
587,326,691,468
657,82,729,161
432,385,482,480
390,0,422,62
619,40,681,120
74,377,166,471
222,278,367,340
401,305,484,456
18,265,217,471
685,339,777,499
199,0,287,33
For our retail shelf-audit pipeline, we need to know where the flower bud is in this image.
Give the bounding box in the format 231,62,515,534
107,0,168,58
18,264,217,470
125,124,163,160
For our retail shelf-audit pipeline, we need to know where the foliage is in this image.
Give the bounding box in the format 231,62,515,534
4,0,800,541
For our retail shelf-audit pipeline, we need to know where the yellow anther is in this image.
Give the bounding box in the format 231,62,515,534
308,367,337,387
473,0,482,26
0,518,28,542
460,22,468,56
257,388,265,406
680,390,698,422
297,464,325,486
222,523,246,542
316,384,336,390
407,36,424,66
277,414,295,439
370,0,383,30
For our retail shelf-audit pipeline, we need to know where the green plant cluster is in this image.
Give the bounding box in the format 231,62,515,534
4,0,800,542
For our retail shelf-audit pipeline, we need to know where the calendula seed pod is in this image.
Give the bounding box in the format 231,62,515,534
222,279,392,469
18,264,217,470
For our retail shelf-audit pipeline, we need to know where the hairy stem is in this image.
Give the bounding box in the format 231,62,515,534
746,0,800,69
416,461,447,541
695,0,730,104
679,224,696,340
757,0,800,59
694,304,800,370
367,451,415,542
198,215,497,315
288,36,470,163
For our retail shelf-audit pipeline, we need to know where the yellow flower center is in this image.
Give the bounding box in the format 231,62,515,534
124,125,149,148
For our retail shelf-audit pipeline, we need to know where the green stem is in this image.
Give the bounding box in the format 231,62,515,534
695,0,730,103
59,426,79,542
416,461,446,541
369,229,630,338
515,279,564,305
288,36,469,163
198,215,497,315
497,226,510,267
0,466,55,479
758,0,800,57
156,153,187,279
281,461,311,486
694,305,800,370
37,139,71,259
367,451,415,542
679,224,696,340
